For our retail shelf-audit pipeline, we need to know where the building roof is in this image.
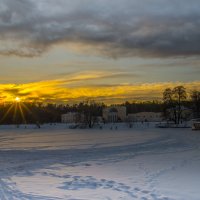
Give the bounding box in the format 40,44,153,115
109,107,118,113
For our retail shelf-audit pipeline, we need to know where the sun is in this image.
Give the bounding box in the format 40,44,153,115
15,97,21,102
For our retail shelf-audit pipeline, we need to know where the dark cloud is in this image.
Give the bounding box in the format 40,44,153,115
0,0,200,58
2,87,32,97
3,88,21,95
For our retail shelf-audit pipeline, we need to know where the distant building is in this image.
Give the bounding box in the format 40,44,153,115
61,112,83,123
127,112,163,122
192,119,200,130
96,116,103,123
103,106,126,123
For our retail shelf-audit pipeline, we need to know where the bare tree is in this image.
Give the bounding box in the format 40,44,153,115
163,88,173,103
79,100,102,128
163,88,177,123
173,86,187,124
163,86,187,124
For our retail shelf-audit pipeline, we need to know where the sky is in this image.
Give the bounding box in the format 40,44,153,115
0,0,200,104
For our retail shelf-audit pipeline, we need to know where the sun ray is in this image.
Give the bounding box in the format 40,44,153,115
21,103,38,124
21,103,32,114
0,104,15,123
15,97,21,102
18,103,26,124
13,103,18,124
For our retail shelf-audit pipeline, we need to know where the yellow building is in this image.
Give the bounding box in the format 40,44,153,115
103,106,126,122
61,112,83,123
127,112,163,122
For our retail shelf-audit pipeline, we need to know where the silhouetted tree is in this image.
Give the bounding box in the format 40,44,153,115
122,101,163,114
163,86,187,124
163,88,176,123
173,86,187,124
78,101,103,128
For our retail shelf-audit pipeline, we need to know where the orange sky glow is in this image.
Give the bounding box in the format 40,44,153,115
0,78,199,104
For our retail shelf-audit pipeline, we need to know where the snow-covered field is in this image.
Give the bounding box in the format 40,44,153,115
0,123,200,200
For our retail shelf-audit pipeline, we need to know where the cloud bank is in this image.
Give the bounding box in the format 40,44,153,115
0,71,199,104
0,0,200,58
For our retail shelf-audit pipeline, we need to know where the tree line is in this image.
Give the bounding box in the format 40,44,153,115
0,87,199,125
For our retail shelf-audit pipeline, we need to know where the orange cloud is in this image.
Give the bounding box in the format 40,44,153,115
0,78,199,104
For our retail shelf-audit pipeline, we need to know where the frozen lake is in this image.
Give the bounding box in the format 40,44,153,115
0,124,200,200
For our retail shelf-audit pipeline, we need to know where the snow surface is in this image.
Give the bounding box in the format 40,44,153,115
0,123,200,200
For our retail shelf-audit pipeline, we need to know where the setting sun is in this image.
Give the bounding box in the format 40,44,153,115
15,97,21,102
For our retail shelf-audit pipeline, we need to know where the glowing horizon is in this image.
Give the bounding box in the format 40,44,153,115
0,77,199,105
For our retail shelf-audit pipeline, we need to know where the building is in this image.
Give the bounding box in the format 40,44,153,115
61,112,83,123
127,112,163,122
103,106,126,123
192,119,200,130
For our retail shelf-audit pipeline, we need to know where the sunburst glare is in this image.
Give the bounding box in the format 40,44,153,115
15,97,21,102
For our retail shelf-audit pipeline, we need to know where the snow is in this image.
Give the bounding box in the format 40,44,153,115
0,123,200,200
